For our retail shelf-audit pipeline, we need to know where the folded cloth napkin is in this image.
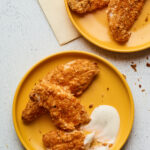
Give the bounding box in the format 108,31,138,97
38,0,80,45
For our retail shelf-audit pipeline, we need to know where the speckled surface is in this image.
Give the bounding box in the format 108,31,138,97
0,0,150,150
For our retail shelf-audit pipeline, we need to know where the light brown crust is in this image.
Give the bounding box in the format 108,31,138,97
68,0,109,14
22,100,47,123
33,83,90,130
107,0,145,42
30,59,99,98
43,130,85,150
22,59,99,123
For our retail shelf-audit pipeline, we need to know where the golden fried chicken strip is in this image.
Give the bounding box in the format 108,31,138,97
22,100,47,123
35,84,90,130
22,59,98,123
43,130,85,150
107,0,145,42
68,0,109,14
30,59,99,99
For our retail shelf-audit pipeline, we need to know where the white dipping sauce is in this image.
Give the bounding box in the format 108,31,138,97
94,146,109,150
84,105,120,148
84,132,95,149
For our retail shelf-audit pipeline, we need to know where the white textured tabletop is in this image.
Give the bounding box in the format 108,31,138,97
0,0,150,150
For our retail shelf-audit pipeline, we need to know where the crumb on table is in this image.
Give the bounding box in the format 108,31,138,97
146,63,150,67
130,64,137,72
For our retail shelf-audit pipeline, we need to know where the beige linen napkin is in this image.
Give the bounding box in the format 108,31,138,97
38,0,80,45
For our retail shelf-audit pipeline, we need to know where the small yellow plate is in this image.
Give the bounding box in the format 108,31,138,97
65,0,150,52
13,51,134,150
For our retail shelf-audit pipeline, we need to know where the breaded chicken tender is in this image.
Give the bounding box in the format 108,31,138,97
43,130,85,150
30,59,99,98
22,100,47,123
68,0,109,14
107,0,145,42
22,59,99,123
33,83,90,130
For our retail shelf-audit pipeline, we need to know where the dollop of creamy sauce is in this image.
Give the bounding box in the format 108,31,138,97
83,105,120,150
94,146,109,150
84,132,95,149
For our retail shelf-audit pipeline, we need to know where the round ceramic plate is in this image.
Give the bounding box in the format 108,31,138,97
13,51,134,150
65,0,150,52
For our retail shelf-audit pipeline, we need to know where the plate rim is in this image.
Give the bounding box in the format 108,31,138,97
64,0,150,53
12,50,134,150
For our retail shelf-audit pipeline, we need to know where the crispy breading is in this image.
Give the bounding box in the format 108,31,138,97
43,130,85,150
68,0,109,14
22,100,47,123
33,83,90,130
30,59,99,98
107,0,145,42
22,59,99,123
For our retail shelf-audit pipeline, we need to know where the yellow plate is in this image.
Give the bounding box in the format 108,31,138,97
65,0,150,53
13,51,134,150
